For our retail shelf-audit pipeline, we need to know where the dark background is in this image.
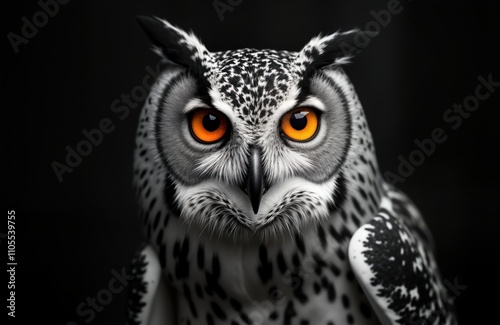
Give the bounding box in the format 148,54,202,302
3,0,499,324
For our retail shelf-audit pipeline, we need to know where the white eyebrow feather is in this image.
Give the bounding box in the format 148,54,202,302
183,98,210,113
297,96,326,112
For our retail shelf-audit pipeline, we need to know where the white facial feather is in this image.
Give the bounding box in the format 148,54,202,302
174,176,340,242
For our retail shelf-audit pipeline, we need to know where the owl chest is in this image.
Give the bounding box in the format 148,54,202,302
158,222,377,325
160,231,282,303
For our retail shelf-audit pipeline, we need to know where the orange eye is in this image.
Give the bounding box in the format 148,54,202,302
190,109,228,143
280,107,319,141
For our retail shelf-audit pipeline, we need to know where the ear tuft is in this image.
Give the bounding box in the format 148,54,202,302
298,29,378,70
137,16,210,72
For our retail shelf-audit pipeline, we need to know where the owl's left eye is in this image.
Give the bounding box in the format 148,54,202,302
280,107,319,142
189,109,229,143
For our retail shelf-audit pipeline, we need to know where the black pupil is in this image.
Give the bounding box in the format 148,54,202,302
290,112,308,130
202,113,220,132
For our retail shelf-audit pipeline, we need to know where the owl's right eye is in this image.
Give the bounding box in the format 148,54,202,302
189,109,229,143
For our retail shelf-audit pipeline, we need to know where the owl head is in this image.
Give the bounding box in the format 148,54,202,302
136,17,377,242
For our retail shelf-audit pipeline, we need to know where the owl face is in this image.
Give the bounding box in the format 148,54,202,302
138,17,370,241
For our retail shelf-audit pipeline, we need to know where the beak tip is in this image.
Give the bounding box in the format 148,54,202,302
248,188,261,214
246,145,263,215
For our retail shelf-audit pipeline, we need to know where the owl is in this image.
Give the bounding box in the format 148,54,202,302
126,16,458,325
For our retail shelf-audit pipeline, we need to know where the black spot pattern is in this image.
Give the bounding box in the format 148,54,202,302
183,283,198,318
361,208,456,324
230,298,242,311
211,301,227,320
197,245,205,269
212,49,296,125
290,253,308,304
359,302,372,319
342,294,350,308
277,251,287,275
317,225,327,249
173,237,189,279
126,246,148,325
159,243,166,269
295,233,306,254
195,283,204,299
284,301,297,325
204,255,227,299
258,245,273,284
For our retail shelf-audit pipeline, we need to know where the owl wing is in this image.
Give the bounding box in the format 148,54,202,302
348,187,458,325
126,244,176,325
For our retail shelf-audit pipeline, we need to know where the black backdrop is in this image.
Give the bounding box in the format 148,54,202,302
3,0,499,324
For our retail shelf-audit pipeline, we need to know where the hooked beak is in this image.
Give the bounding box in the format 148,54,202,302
246,146,264,214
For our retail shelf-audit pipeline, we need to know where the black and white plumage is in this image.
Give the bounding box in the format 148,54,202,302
127,17,457,325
